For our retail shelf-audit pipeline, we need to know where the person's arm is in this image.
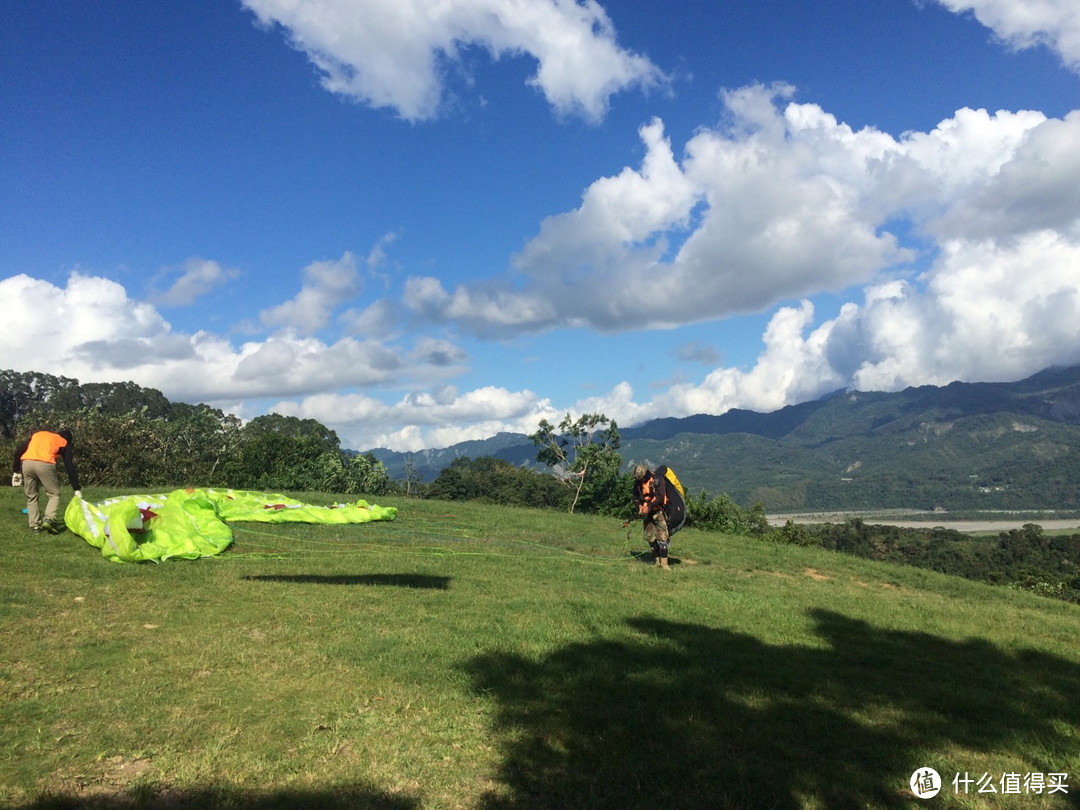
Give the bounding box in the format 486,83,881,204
58,443,81,493
12,439,29,473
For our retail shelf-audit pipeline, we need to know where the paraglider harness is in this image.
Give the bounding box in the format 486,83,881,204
623,464,686,540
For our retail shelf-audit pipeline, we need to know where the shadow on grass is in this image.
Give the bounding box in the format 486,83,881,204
465,609,1080,809
14,783,417,809
629,551,685,566
242,573,451,589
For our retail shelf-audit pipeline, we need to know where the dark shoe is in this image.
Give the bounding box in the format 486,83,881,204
31,525,42,534
41,520,61,535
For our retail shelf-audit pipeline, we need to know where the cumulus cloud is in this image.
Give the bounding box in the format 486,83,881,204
341,298,405,338
0,269,465,407
928,111,1080,239
625,230,1080,425
936,0,1080,72
2,273,176,365
273,383,555,451
405,84,1074,341
150,257,241,307
260,251,362,335
241,0,667,122
370,83,1080,448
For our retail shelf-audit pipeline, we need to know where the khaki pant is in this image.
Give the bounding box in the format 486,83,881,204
22,459,62,529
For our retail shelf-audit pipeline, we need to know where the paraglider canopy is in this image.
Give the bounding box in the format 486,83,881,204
66,488,397,563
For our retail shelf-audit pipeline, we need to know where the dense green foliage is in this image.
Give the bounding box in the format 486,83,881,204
1,370,391,495
529,412,624,513
427,456,568,508
684,488,770,535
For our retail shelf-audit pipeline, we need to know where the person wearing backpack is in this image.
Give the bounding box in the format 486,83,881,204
632,463,671,569
11,428,83,534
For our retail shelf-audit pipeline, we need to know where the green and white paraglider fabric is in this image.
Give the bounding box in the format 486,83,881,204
65,488,397,563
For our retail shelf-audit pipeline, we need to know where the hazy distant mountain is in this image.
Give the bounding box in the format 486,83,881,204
366,365,1080,512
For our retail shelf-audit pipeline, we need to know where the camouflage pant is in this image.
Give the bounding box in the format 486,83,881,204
644,509,669,557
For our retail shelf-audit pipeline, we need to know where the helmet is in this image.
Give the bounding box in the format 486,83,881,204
632,464,649,481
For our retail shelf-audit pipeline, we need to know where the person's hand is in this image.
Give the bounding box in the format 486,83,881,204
11,472,22,487
74,490,83,499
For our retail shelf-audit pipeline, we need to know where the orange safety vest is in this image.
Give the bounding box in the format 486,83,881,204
640,473,667,511
21,431,68,464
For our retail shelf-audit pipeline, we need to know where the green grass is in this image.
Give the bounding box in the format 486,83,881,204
1,488,1079,809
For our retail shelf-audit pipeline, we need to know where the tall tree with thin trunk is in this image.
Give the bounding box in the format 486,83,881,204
530,412,621,513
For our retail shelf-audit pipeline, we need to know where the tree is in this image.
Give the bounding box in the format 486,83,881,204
427,456,566,508
403,454,423,498
51,408,165,487
530,413,622,513
0,370,81,437
2,369,378,495
220,414,344,490
343,452,392,496
80,380,171,418
159,403,242,484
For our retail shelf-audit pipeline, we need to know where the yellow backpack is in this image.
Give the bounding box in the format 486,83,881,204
655,465,686,534
662,465,685,498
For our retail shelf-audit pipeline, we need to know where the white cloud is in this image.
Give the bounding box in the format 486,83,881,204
936,0,1080,72
403,116,703,336
274,383,555,450
260,251,362,335
150,257,241,307
406,85,1069,339
241,0,667,122
336,84,1079,450
633,301,841,423
928,111,1080,239
341,298,405,338
0,268,464,408
1,272,175,365
634,230,1080,422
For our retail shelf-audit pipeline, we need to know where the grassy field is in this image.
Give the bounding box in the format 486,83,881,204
1,487,1078,809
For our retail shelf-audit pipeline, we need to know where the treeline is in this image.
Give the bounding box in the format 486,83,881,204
423,456,769,534
1,370,390,495
1,370,766,532
774,518,1080,604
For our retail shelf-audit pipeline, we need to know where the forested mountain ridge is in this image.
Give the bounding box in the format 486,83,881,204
370,365,1080,511
4,365,1076,512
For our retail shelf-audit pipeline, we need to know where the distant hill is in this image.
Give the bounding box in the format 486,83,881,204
366,365,1080,512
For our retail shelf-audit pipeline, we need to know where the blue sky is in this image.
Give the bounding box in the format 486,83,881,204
3,0,1079,451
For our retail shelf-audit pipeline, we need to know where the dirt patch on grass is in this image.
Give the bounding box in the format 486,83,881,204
41,756,159,807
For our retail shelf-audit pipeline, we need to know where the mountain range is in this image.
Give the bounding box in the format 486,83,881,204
366,365,1080,512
